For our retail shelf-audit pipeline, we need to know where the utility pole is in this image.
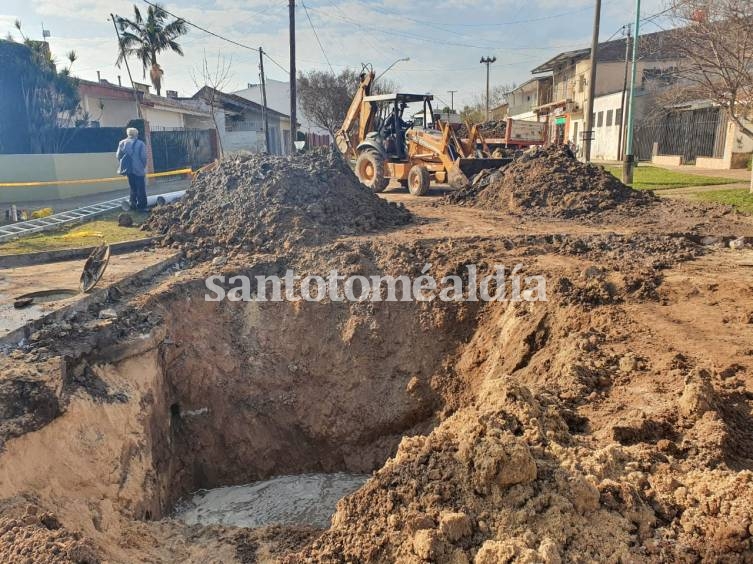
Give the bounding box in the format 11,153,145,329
623,0,641,184
617,24,632,160
288,0,297,155
110,13,142,119
447,90,457,111
480,56,496,122
583,0,602,162
259,47,270,154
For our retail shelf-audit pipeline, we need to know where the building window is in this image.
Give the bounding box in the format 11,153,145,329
616,108,623,125
597,111,604,127
592,113,596,128
606,109,613,127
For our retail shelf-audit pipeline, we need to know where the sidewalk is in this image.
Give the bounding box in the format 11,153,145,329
659,182,750,196
3,177,191,215
656,165,751,181
594,159,751,182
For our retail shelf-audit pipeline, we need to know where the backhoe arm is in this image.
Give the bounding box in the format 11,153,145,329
334,69,375,159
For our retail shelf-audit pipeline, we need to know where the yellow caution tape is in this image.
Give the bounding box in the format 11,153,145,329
32,207,54,218
62,230,104,239
0,167,193,188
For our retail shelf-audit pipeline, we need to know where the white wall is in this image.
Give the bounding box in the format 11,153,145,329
223,130,263,153
213,110,264,154
507,82,539,119
233,80,330,140
730,118,753,153
81,95,139,127
0,153,129,203
509,110,537,121
142,107,184,129
591,91,625,161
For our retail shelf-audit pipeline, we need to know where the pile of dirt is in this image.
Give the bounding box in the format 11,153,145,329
145,148,411,260
0,504,99,563
455,120,507,139
446,145,655,218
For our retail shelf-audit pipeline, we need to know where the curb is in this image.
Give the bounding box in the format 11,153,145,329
0,238,157,269
0,252,181,349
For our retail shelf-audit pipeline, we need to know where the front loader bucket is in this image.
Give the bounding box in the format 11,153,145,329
447,162,471,190
447,158,513,190
457,157,512,179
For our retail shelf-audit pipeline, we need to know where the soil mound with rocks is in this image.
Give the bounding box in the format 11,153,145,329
455,120,507,139
446,145,655,218
145,148,411,259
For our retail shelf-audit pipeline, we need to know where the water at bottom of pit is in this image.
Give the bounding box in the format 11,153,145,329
173,473,370,529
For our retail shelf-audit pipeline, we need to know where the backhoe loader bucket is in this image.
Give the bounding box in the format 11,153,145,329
457,157,512,179
447,158,512,190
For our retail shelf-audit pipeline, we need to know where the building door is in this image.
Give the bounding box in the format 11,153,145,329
554,116,566,145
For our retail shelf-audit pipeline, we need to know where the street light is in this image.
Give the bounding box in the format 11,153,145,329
376,57,410,82
480,56,497,122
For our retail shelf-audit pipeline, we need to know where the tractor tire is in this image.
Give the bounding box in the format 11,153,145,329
355,150,389,193
407,165,431,196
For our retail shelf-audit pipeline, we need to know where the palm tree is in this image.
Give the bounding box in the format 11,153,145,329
115,4,188,96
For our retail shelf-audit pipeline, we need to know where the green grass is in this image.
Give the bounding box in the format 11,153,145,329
0,211,150,255
606,165,740,190
694,188,753,214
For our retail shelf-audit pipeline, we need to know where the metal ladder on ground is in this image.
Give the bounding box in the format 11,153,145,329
0,197,128,243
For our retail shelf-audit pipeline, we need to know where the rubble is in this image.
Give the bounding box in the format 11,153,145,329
445,144,655,218
455,120,507,139
145,147,411,260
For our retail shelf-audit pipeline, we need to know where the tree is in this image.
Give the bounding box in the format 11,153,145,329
115,4,188,96
4,22,81,153
297,68,397,138
667,0,753,191
297,69,360,138
192,51,233,157
460,83,516,124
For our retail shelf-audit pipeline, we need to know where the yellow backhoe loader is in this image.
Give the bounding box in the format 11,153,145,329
334,67,510,196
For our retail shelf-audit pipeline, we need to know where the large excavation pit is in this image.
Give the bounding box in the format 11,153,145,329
0,277,479,560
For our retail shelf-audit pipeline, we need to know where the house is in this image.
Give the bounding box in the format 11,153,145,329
141,91,213,130
193,86,292,155
78,79,214,130
529,29,684,160
412,108,462,127
506,78,552,120
233,79,331,148
77,79,140,127
490,103,509,121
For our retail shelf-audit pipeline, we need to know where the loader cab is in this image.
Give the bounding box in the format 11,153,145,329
360,93,436,161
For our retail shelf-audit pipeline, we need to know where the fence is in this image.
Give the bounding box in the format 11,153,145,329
150,128,216,173
634,107,727,163
0,126,126,156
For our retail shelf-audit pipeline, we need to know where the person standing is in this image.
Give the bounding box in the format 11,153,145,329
116,127,148,210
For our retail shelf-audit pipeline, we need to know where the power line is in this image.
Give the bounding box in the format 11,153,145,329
354,2,598,29
138,0,257,53
319,0,400,57
307,6,591,52
301,0,334,74
263,51,289,74
137,0,289,74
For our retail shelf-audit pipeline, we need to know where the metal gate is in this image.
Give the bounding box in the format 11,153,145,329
150,128,216,172
634,107,727,163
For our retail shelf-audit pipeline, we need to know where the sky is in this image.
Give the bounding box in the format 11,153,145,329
1,0,672,110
